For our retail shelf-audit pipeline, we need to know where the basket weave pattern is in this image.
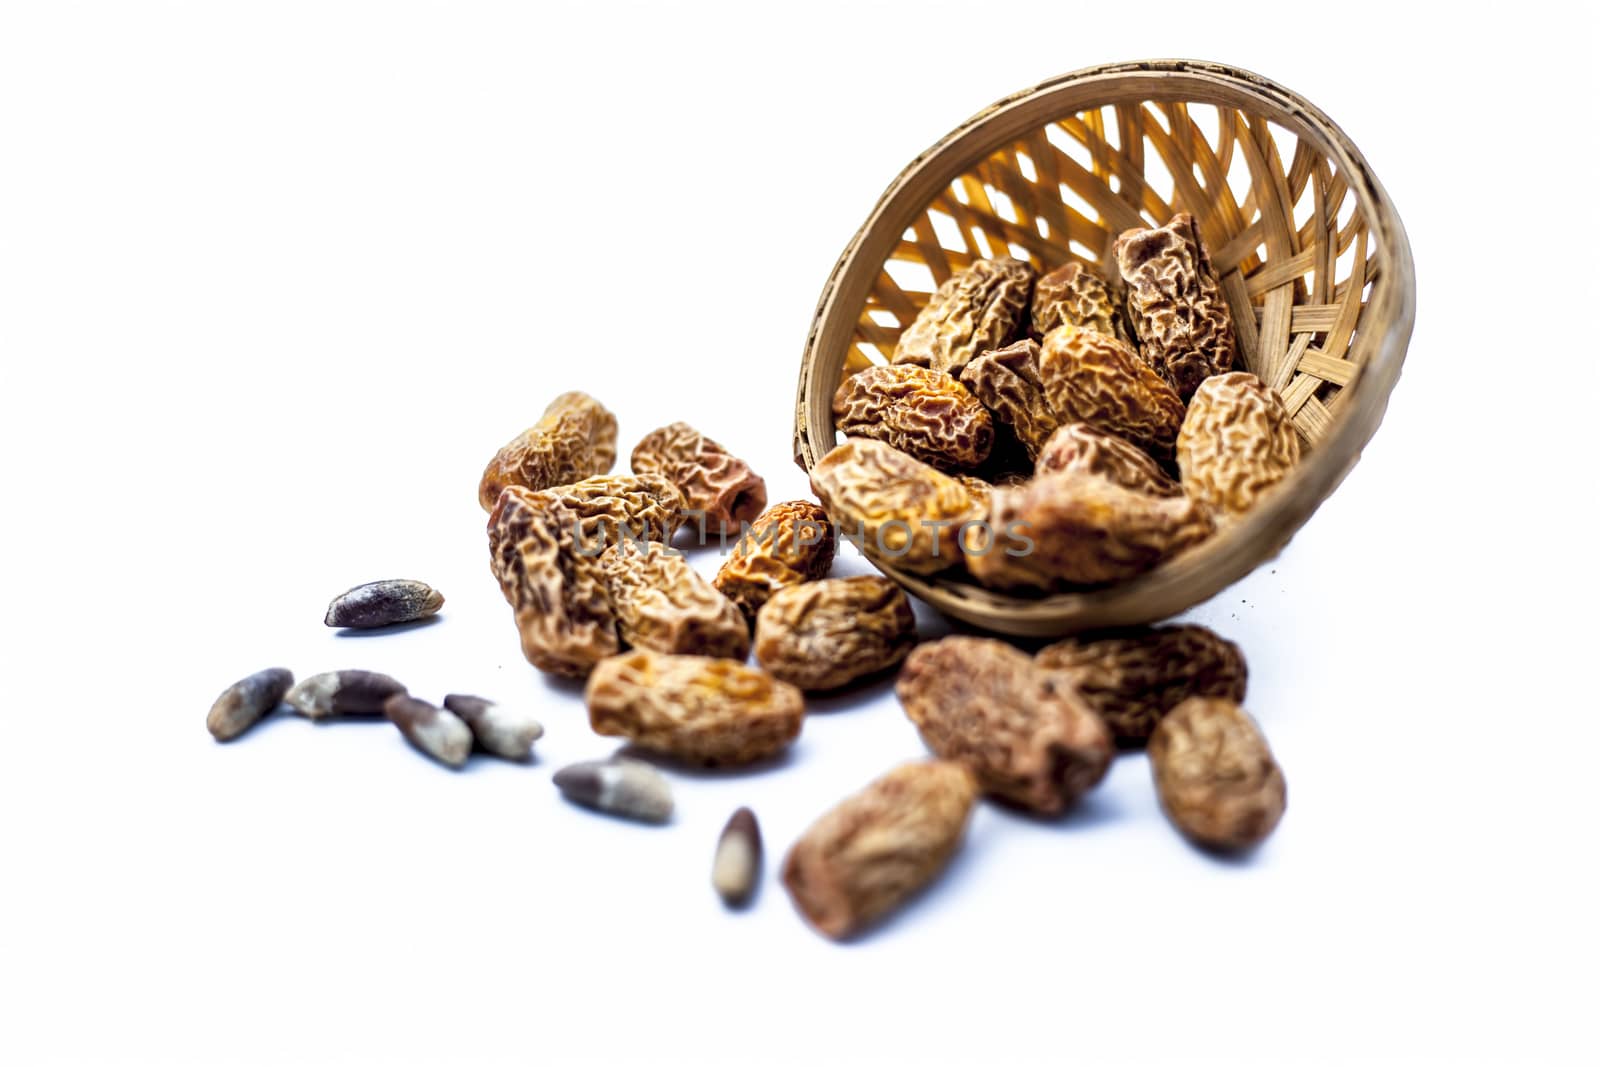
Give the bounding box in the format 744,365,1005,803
793,61,1414,636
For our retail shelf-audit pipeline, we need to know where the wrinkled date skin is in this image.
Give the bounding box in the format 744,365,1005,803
488,488,619,677
1037,625,1247,747
1114,213,1237,397
782,760,978,941
1177,372,1301,518
584,650,804,766
958,339,1059,461
601,542,750,661
809,438,979,575
968,471,1214,590
713,501,835,620
1034,422,1182,497
523,473,685,549
754,576,917,691
896,637,1112,814
630,422,767,539
1031,261,1129,343
1149,697,1286,850
892,257,1034,376
832,364,994,470
1039,323,1186,461
478,391,618,511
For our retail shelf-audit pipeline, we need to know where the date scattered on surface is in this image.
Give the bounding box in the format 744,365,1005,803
892,257,1034,375
1114,213,1237,398
553,758,674,824
206,667,294,742
384,694,473,769
520,474,685,547
584,650,804,766
1177,371,1301,519
712,807,762,908
602,542,750,661
285,670,407,720
782,760,978,941
323,579,444,629
1033,422,1182,497
832,364,994,470
754,576,916,691
712,501,835,621
1031,260,1128,343
1149,697,1286,850
631,421,767,538
488,490,618,677
478,391,617,511
1039,323,1186,461
809,438,978,575
958,339,1059,461
1036,625,1247,747
443,694,544,761
896,637,1111,814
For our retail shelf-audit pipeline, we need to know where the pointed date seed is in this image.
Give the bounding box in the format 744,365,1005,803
285,670,407,720
383,694,473,769
443,694,544,760
206,667,294,742
324,579,444,629
712,807,762,907
552,758,673,823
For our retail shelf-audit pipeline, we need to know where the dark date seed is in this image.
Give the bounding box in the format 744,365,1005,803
324,579,444,629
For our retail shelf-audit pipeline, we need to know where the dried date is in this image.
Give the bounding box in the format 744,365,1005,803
712,501,835,620
478,391,617,511
808,438,979,575
958,339,1059,461
1149,697,1286,850
1036,625,1247,747
892,257,1034,375
487,488,618,677
1177,371,1301,518
1031,260,1128,342
1038,323,1186,460
522,474,684,549
584,650,804,766
967,470,1213,590
832,364,993,470
1034,422,1182,496
781,760,977,940
754,576,916,691
1114,213,1236,397
601,541,750,660
630,422,766,538
896,637,1111,814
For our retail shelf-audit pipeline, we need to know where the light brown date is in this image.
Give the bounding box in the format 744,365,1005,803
896,637,1112,814
958,339,1059,461
584,650,804,767
754,576,916,691
892,257,1034,375
1177,371,1301,518
808,438,979,575
1031,260,1128,343
782,760,977,940
478,391,617,511
1033,422,1182,497
630,422,767,538
487,488,618,677
967,471,1213,590
1038,323,1186,461
1036,625,1247,747
713,501,836,620
601,541,750,661
832,364,993,470
1114,213,1237,397
523,474,685,548
1149,697,1286,850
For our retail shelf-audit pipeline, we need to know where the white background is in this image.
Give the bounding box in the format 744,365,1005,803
2,2,1596,1065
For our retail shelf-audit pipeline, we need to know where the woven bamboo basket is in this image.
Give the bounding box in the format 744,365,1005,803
792,59,1414,637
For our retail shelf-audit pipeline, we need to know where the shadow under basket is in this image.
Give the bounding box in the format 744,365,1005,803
792,59,1415,638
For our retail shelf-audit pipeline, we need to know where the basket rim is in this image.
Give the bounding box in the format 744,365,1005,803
791,58,1416,636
